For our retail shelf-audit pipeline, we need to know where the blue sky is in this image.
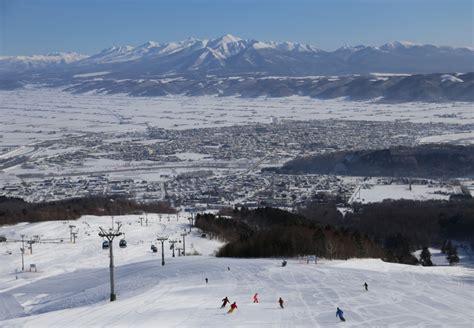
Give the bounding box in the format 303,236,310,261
0,0,472,55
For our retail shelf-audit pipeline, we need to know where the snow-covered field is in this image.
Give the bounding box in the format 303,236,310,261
1,214,473,327
1,86,473,148
349,183,456,204
419,132,474,145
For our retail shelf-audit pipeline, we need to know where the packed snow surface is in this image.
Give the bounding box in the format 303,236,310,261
1,214,473,327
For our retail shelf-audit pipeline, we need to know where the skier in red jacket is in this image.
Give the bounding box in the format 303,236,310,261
227,302,238,314
253,293,259,303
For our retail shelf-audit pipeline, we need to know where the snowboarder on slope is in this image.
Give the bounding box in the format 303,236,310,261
253,293,259,303
364,282,368,291
336,307,346,322
278,297,284,309
227,302,238,314
221,297,230,308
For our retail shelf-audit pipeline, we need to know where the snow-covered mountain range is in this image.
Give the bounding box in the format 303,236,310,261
0,52,86,72
1,35,473,102
2,34,473,76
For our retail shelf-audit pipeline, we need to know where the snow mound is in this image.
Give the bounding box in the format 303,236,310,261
441,74,464,83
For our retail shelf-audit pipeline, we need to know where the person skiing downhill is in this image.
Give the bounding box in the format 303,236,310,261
364,282,368,291
278,297,284,309
221,297,230,308
205,277,208,284
253,293,259,303
227,302,238,314
336,307,346,322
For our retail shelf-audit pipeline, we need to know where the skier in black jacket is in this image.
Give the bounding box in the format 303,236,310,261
221,297,230,308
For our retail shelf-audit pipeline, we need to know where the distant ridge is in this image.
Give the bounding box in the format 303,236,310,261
1,35,473,102
2,34,473,76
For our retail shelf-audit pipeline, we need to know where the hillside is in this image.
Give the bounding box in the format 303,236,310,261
0,214,473,327
274,144,474,178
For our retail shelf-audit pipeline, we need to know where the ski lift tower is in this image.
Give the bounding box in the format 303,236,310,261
71,231,78,244
68,225,76,243
26,239,35,254
156,236,168,266
180,231,187,256
20,234,25,271
187,217,193,233
98,223,122,302
169,239,177,257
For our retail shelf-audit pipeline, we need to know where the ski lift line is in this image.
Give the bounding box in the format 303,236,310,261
7,238,66,244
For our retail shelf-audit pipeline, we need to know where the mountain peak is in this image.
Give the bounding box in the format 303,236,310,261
205,34,247,57
215,34,242,44
139,41,160,49
276,41,319,52
103,45,135,53
380,40,420,50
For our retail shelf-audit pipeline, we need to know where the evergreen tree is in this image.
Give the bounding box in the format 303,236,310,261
420,246,433,266
471,240,474,261
446,244,460,265
384,233,418,265
444,240,453,255
440,240,448,254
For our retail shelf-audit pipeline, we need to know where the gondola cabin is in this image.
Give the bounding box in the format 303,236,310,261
102,240,109,249
119,239,127,248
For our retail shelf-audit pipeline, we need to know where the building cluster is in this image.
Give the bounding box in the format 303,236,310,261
1,170,353,208
164,172,351,209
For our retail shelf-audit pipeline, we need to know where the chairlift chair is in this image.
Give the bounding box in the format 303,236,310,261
102,240,110,249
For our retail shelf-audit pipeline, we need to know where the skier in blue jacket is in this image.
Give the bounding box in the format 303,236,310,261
336,307,346,322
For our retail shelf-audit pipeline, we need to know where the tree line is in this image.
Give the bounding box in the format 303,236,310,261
197,199,473,265
301,198,474,264
195,207,384,260
0,196,175,225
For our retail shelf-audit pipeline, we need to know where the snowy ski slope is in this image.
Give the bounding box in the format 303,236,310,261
0,214,473,327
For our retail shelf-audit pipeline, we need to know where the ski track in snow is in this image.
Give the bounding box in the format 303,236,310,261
0,214,473,327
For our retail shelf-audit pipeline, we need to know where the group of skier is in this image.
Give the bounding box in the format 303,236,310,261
221,297,238,313
218,282,369,321
333,282,368,322
211,264,369,322
220,295,284,313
